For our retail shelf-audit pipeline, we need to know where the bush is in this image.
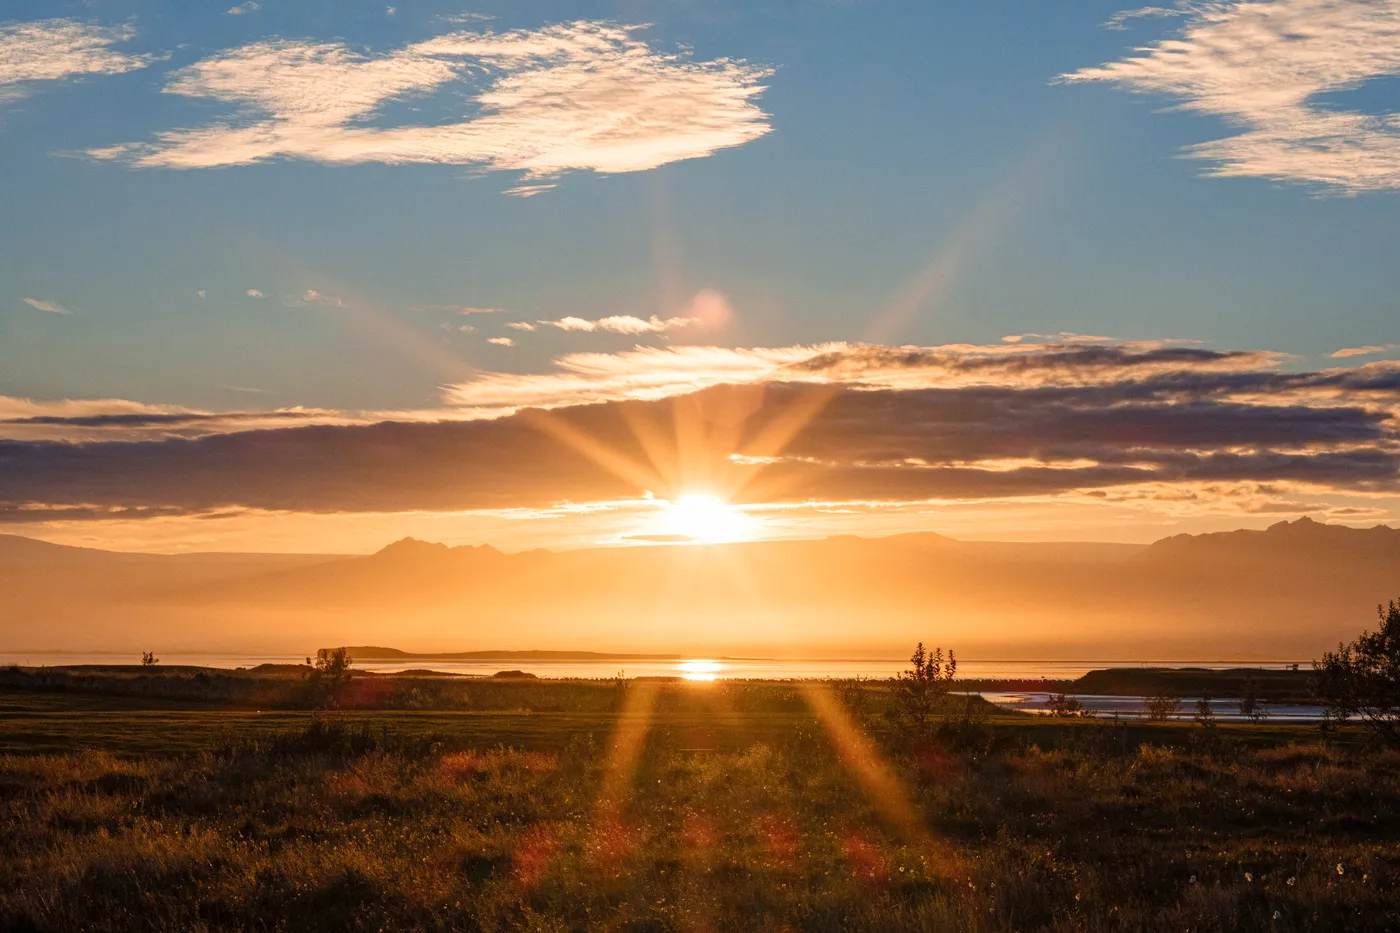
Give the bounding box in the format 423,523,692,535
1145,692,1181,722
889,643,956,739
1315,599,1400,745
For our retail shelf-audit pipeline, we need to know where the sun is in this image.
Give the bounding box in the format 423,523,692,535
661,493,757,544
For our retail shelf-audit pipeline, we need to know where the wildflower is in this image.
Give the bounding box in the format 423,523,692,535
1245,872,1253,882
1189,875,1197,884
1286,877,1296,886
1336,863,1344,876
1273,911,1282,921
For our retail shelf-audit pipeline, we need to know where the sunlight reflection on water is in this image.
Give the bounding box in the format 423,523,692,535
678,659,722,681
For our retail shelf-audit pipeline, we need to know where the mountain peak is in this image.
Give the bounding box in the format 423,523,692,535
372,538,502,560
376,537,451,557
1267,516,1323,532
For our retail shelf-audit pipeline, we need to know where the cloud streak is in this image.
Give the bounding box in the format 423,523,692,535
0,19,156,101
537,314,696,334
90,21,772,182
2,341,1399,521
21,297,70,314
1065,0,1400,192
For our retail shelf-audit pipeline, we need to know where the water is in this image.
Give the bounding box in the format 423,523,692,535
982,692,1326,722
0,651,1306,683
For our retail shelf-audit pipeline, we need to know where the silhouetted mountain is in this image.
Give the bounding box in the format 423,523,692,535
1,520,1395,657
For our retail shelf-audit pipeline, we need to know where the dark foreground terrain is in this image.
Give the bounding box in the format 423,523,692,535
0,677,1395,932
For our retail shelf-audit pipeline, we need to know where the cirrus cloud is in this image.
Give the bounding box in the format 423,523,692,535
88,21,773,183
0,19,156,102
537,314,697,334
21,297,70,314
1064,0,1400,192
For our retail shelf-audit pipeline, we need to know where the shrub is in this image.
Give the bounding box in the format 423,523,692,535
1315,599,1400,745
889,643,956,739
1238,676,1269,722
1047,693,1087,718
309,647,354,707
1145,692,1181,722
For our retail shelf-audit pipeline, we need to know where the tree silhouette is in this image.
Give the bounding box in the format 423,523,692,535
891,643,956,737
1316,600,1400,745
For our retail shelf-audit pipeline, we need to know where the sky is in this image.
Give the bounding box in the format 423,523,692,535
2,0,1400,554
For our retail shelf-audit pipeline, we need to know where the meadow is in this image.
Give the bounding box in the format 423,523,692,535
0,671,1395,933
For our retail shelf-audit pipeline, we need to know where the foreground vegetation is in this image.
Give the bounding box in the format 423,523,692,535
0,679,1396,932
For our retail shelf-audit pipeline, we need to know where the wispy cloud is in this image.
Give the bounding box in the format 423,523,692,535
537,314,696,334
506,322,537,331
225,2,261,15
487,336,514,346
1103,5,1188,30
90,21,772,184
245,288,264,298
21,297,70,314
411,304,506,314
503,183,556,197
0,19,156,101
1332,344,1395,358
294,288,346,308
444,344,831,409
1064,0,1400,192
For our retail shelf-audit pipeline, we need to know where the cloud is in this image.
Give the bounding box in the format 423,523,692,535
487,336,515,346
507,322,537,331
538,314,697,334
21,297,69,314
225,2,261,15
0,19,156,101
504,183,556,197
245,288,264,298
0,395,379,443
295,288,346,308
443,344,826,409
89,21,772,184
1064,0,1400,192
411,304,505,314
5,341,1399,522
196,289,206,299
1103,5,1187,30
1331,344,1393,358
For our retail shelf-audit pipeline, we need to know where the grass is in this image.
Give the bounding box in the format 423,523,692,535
0,681,1395,931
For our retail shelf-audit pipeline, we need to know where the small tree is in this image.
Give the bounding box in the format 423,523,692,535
141,651,158,667
1238,675,1269,722
309,647,353,707
1315,600,1400,745
1193,694,1217,729
1145,692,1181,722
1047,692,1086,718
891,643,957,737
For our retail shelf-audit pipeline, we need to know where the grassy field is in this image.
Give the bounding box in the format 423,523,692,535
0,681,1396,932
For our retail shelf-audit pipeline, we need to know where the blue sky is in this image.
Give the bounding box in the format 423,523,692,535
3,0,1400,551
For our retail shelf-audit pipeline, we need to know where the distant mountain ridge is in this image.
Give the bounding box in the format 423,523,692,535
1,518,1396,658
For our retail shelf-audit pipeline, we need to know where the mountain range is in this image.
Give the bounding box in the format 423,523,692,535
1,517,1395,658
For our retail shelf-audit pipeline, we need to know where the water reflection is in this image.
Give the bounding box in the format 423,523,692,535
678,659,722,681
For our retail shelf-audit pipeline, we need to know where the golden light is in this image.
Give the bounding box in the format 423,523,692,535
678,659,723,681
661,493,757,544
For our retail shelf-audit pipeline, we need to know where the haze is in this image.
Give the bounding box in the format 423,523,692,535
2,1,1399,659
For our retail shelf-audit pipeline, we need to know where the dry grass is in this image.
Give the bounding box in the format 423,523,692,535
0,692,1397,932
